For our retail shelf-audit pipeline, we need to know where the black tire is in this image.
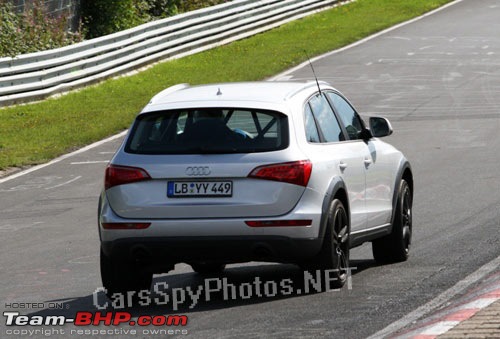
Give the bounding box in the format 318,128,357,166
307,199,350,289
191,263,226,275
372,179,412,263
100,248,152,297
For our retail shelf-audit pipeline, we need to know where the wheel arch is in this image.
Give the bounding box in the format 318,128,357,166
318,177,350,240
391,159,413,226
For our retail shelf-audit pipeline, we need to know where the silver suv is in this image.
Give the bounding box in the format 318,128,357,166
98,81,413,294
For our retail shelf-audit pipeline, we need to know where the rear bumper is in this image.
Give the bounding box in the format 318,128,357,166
98,190,323,241
99,189,324,272
101,236,322,273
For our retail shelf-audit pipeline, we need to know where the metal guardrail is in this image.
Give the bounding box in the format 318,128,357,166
0,0,343,107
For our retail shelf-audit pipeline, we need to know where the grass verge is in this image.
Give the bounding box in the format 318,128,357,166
0,0,452,170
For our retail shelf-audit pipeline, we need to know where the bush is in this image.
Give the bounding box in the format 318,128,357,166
80,0,146,39
0,0,232,56
0,2,20,57
81,0,231,39
146,0,180,18
178,0,230,12
80,0,182,38
0,0,83,58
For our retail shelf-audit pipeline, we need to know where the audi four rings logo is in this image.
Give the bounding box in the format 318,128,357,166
185,166,211,176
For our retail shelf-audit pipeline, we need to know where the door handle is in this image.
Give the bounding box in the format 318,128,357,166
339,161,348,171
364,158,372,167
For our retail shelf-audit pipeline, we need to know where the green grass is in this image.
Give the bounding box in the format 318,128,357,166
0,0,452,170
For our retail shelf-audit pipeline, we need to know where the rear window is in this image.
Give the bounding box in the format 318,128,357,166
125,108,289,154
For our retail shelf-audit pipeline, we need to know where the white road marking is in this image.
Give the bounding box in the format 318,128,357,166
44,176,82,190
274,75,294,81
0,222,45,232
0,131,127,185
269,0,465,81
0,176,61,192
68,255,99,264
390,36,411,41
460,297,497,309
366,254,500,339
419,321,459,336
394,288,500,337
70,161,109,165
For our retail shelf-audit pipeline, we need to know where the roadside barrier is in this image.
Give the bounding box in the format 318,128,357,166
0,0,343,106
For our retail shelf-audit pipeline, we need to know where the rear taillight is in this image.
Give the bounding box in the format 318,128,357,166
105,164,151,190
102,223,151,229
248,160,312,187
245,220,312,227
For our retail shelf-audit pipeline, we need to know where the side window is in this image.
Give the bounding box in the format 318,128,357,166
326,92,363,140
308,94,344,143
304,104,320,143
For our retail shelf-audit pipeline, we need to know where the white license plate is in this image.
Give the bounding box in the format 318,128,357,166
167,181,233,197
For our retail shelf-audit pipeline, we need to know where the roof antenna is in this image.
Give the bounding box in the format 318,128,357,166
216,87,222,96
303,50,322,94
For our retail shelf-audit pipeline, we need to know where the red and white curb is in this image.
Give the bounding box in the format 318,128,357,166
393,287,500,339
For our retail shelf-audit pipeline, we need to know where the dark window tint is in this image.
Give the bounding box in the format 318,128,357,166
326,92,363,140
125,108,288,154
308,94,344,143
304,104,320,143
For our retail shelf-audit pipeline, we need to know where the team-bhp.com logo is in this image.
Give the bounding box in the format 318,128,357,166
4,311,187,326
3,311,188,337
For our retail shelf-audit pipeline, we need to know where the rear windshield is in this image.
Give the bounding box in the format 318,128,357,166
125,108,289,154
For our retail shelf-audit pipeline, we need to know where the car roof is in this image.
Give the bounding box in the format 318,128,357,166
142,81,333,113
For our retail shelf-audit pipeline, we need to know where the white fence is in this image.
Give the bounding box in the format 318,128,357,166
0,0,343,107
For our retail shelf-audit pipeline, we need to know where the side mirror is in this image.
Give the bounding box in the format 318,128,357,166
369,117,393,138
358,128,372,142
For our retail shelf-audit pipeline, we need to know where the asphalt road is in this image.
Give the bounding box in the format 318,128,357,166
1,0,499,338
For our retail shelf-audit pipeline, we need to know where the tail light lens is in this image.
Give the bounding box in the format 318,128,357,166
105,164,151,190
248,160,312,187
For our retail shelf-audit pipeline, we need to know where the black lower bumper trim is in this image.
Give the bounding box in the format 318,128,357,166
101,236,322,272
